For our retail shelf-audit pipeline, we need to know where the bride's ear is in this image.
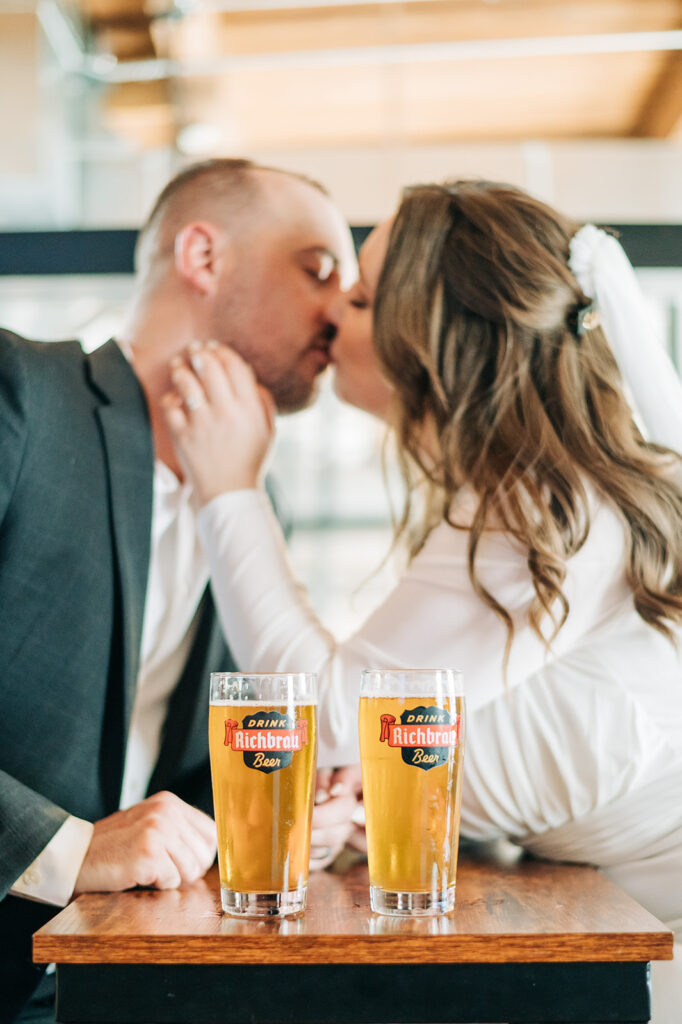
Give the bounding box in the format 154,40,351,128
174,222,231,296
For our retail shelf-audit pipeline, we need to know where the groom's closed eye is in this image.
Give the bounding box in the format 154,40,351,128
299,248,338,283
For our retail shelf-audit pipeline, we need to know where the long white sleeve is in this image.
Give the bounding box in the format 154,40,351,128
197,488,636,766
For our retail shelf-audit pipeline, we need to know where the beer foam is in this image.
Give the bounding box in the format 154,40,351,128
360,692,462,702
210,699,317,707
360,669,463,700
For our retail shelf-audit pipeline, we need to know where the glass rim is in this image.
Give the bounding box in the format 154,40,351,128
210,672,318,682
210,671,318,703
361,667,462,676
360,668,463,697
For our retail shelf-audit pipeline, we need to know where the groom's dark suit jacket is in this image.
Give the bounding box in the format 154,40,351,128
0,329,235,1022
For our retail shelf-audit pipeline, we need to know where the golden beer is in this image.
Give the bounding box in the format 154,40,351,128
359,678,465,915
209,688,317,916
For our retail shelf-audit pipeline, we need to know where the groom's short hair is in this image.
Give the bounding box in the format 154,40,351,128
135,158,326,274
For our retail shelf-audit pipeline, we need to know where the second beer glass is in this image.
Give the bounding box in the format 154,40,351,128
359,668,465,916
209,672,317,917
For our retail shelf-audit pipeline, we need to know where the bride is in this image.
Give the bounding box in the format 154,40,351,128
163,179,682,1022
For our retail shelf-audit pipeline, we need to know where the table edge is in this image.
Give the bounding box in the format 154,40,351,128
33,929,675,965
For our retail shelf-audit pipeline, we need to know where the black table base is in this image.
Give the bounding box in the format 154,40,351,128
55,961,651,1024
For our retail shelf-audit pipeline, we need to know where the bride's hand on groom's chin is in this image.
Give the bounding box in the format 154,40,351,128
161,341,275,504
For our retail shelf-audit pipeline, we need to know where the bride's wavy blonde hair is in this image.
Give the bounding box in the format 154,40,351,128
373,180,682,667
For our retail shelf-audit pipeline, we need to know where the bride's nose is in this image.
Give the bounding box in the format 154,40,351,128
326,288,349,330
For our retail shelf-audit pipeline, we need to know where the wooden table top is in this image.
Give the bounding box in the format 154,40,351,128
34,848,673,967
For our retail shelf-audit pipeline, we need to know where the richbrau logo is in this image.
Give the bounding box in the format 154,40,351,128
379,705,460,771
223,711,308,774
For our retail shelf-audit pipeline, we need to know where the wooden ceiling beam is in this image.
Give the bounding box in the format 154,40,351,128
94,23,156,59
204,2,682,56
71,0,146,22
631,51,682,136
89,14,151,28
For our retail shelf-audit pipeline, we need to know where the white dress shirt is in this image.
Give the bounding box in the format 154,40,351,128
11,460,208,906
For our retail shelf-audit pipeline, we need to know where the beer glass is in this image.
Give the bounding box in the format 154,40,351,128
209,672,317,917
359,668,465,916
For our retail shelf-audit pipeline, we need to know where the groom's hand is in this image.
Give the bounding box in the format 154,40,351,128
73,791,216,895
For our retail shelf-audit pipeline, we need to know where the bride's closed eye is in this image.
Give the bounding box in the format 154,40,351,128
348,284,370,310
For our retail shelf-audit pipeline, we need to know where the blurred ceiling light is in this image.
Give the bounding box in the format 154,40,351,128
176,121,222,154
176,115,244,153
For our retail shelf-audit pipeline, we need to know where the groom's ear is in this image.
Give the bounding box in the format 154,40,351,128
173,221,232,296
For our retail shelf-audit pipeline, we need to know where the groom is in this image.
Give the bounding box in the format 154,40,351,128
0,158,357,1023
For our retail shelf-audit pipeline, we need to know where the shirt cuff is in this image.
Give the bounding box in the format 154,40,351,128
198,488,277,550
9,815,94,907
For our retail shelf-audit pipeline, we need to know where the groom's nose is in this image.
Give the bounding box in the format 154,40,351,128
326,288,348,332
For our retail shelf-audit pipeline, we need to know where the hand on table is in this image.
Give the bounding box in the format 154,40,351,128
161,341,276,503
310,765,365,871
73,791,217,895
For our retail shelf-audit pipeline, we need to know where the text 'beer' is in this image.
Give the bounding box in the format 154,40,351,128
359,695,464,893
209,701,317,894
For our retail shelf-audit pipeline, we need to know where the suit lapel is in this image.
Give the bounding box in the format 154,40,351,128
87,340,154,745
